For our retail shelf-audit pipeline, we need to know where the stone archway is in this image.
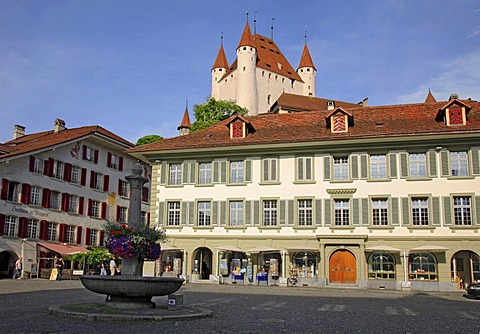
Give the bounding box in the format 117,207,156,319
0,251,17,278
451,250,480,288
329,249,356,284
192,247,213,280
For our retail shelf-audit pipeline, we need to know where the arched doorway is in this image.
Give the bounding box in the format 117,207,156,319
451,250,480,288
192,247,213,280
0,251,17,278
329,249,356,284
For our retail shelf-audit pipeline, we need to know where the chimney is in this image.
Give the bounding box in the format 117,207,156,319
13,125,26,139
54,118,66,133
362,97,368,107
449,93,459,101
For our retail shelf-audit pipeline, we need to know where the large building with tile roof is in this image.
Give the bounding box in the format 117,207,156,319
129,91,480,291
211,21,318,116
0,119,150,278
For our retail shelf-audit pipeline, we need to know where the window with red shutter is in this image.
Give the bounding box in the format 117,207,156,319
63,163,72,182
103,175,109,192
59,223,67,243
42,188,50,208
107,152,112,168
78,197,85,215
76,226,82,244
90,171,95,188
101,202,107,219
94,150,99,164
1,178,9,200
18,217,28,238
29,156,35,172
85,228,91,246
119,157,123,171
21,183,31,204
61,193,70,211
0,214,5,236
99,230,105,246
81,168,87,186
88,199,93,216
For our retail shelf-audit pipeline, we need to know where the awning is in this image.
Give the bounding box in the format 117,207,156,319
161,246,183,252
365,245,403,253
37,243,88,255
215,246,245,253
284,246,320,253
410,245,449,252
246,246,281,253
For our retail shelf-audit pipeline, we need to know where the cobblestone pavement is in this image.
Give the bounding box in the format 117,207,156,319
0,278,479,334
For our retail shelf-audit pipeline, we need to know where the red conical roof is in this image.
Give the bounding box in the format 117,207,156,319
237,21,255,49
211,43,229,70
298,43,316,70
425,90,437,103
177,106,191,130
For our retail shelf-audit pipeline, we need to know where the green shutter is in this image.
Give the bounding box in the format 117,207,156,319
391,198,399,226
221,161,227,183
353,198,360,226
400,153,408,178
440,151,450,177
262,159,269,182
428,149,437,177
443,197,452,225
350,155,359,179
389,153,397,178
324,199,331,226
188,201,194,226
315,199,322,226
288,200,294,226
245,201,251,226
160,161,167,185
297,157,304,181
220,201,226,226
402,197,410,226
245,160,252,183
432,197,441,226
190,162,196,184
182,162,189,184
271,159,278,182
212,202,218,226
213,161,220,183
360,155,368,179
179,202,186,226
361,198,368,226
306,157,313,180
158,202,165,226
279,200,286,226
323,156,331,181
475,196,480,226
253,200,260,226
472,149,480,175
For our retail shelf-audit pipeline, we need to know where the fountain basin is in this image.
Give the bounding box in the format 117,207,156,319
80,275,184,309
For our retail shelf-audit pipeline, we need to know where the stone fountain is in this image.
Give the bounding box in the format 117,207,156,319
80,162,184,309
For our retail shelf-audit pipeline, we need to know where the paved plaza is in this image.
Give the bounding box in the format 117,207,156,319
0,278,479,333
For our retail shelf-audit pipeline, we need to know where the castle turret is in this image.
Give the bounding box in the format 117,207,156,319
297,41,316,97
177,103,191,136
235,21,258,115
211,38,229,100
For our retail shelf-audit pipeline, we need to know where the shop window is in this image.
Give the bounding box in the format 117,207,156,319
409,253,437,281
368,252,395,279
291,252,317,278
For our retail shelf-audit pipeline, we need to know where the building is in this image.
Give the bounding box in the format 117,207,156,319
0,119,151,278
211,21,317,116
128,92,480,291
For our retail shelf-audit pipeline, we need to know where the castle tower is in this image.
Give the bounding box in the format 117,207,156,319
211,36,229,100
297,39,316,97
235,21,258,115
177,102,191,136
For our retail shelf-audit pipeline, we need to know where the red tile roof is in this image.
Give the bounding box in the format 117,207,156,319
271,93,362,112
178,107,191,130
237,22,255,49
298,44,316,71
0,126,133,160
128,99,480,155
211,43,229,70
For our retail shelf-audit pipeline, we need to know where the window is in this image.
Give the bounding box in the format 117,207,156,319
93,172,103,190
298,199,313,226
27,219,38,239
4,216,17,236
119,180,128,197
33,158,44,174
53,160,64,180
68,195,79,214
169,164,182,185
453,196,472,225
368,252,395,279
262,158,278,182
411,198,429,226
409,253,437,281
91,200,101,218
372,198,388,226
450,151,469,176
66,225,75,243
141,211,147,225
84,146,94,162
370,155,387,179
334,199,350,226
7,181,21,202
29,186,42,206
118,207,127,223
229,201,244,226
333,158,349,180
263,200,277,226
70,166,81,184
89,229,98,246
109,153,119,169
198,162,212,184
167,202,180,226
230,161,244,184
49,191,60,210
296,157,313,181
197,201,211,226
409,153,427,178
47,222,57,241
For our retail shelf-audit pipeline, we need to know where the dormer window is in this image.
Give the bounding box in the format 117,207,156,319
333,115,347,133
227,115,254,139
232,122,243,138
436,99,470,126
448,107,464,125
326,107,354,134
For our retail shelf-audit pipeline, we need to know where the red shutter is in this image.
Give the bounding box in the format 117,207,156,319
99,230,105,246
101,202,107,219
42,188,51,208
87,199,93,216
39,220,47,240
119,157,124,171
82,145,87,160
0,214,5,236
29,156,35,172
76,226,82,244
58,223,67,243
85,228,91,246
107,152,112,168
103,175,109,192
116,205,120,221
18,217,28,238
81,168,87,186
78,197,84,215
1,178,9,200
118,179,122,195
63,163,72,182
61,193,69,211
94,150,99,164
90,171,95,188
21,183,31,204
45,158,54,177
147,212,150,224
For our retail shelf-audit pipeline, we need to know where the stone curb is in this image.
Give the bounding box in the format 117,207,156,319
47,304,213,322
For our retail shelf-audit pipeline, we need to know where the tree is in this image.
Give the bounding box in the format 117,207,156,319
136,135,164,146
190,97,248,132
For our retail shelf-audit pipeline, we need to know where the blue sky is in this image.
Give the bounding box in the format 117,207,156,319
1,0,479,143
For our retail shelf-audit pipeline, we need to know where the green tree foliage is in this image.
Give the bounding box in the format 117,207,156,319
190,98,248,132
135,134,164,146
65,248,110,267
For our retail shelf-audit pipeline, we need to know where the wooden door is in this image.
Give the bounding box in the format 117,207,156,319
329,250,356,284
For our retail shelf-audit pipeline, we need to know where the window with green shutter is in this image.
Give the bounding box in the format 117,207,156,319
296,156,314,182
261,158,278,183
